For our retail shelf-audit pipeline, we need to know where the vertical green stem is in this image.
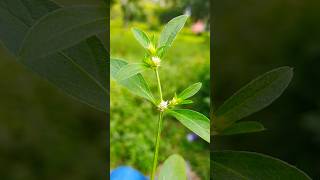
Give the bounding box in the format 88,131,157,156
155,68,163,101
151,67,164,180
151,112,163,180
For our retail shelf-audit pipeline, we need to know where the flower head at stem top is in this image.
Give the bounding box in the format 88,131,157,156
151,56,161,67
158,100,168,112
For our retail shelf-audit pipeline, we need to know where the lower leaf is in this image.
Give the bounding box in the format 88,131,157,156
159,154,186,180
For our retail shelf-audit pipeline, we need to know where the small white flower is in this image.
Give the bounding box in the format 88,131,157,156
158,100,168,111
151,56,161,67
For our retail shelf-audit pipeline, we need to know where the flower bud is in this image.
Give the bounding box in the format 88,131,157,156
147,43,157,55
169,96,181,106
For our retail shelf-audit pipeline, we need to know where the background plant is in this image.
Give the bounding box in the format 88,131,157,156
111,15,210,179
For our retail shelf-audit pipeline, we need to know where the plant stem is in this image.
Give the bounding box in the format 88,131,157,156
151,112,163,180
151,67,164,180
155,68,163,101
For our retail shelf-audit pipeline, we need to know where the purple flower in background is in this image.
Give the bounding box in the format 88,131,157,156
187,133,198,142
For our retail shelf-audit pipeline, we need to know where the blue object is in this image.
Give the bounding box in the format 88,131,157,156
110,166,148,180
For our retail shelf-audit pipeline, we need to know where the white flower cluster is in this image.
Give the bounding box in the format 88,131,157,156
151,56,161,67
158,100,168,112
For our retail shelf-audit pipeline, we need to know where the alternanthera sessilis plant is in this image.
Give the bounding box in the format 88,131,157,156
111,15,210,179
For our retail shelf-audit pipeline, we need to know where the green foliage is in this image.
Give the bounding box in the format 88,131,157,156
111,58,155,104
131,28,151,49
177,82,202,100
0,0,108,112
115,63,149,81
213,67,293,133
159,154,186,180
158,15,188,48
212,151,311,179
167,109,210,143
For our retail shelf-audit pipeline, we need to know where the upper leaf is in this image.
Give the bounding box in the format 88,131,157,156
131,28,151,49
177,82,202,100
115,63,148,81
167,109,210,142
214,67,293,130
159,154,187,180
19,5,107,60
111,58,155,104
212,151,311,180
158,15,188,48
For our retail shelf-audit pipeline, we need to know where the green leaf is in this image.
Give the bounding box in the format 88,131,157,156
159,154,186,180
178,82,202,100
218,121,265,136
115,63,148,81
0,1,108,112
167,109,210,142
212,151,311,180
214,67,293,130
131,28,150,49
158,15,188,48
19,5,107,60
111,58,155,104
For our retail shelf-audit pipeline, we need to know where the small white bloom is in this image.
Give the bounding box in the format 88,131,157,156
151,56,161,67
158,100,168,111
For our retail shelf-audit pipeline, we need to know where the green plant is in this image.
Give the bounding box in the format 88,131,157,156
211,67,312,179
111,15,210,179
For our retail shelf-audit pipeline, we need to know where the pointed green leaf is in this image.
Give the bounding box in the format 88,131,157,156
116,63,148,81
212,151,311,180
158,15,188,48
178,82,202,100
218,121,265,136
215,67,293,130
19,5,107,60
159,154,186,180
111,58,155,103
168,109,210,142
131,28,151,49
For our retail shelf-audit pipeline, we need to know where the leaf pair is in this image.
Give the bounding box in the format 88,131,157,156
212,67,293,136
0,0,108,112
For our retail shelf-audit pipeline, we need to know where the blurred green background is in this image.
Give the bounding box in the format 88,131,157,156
0,0,106,179
213,1,320,179
110,0,210,179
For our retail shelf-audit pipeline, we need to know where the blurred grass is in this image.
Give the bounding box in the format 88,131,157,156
110,19,210,179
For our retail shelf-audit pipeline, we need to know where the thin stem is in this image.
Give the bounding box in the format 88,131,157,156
155,68,163,101
151,67,164,180
151,112,163,180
